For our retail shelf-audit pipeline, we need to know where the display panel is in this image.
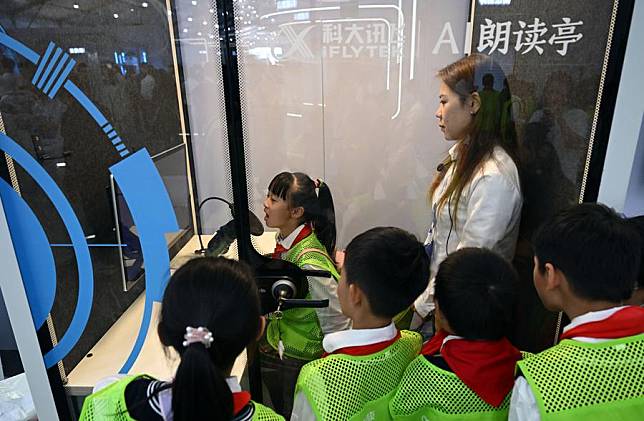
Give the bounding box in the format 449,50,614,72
0,0,194,379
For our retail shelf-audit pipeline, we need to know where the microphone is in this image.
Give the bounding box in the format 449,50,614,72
194,195,266,255
437,159,455,172
204,210,264,257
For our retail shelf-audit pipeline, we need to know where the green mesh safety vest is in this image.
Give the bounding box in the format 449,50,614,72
294,330,421,420
266,232,339,360
518,334,644,421
79,375,141,421
387,351,533,421
79,375,284,421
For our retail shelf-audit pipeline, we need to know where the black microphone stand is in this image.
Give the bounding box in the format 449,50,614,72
194,196,233,254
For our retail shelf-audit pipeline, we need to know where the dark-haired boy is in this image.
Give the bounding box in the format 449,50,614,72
291,227,430,420
389,247,524,420
509,203,644,421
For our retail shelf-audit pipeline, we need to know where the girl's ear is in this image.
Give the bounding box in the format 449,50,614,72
290,206,305,220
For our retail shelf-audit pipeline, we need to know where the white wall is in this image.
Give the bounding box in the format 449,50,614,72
597,0,644,215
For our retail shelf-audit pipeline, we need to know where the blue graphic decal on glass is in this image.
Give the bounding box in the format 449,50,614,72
110,149,179,373
0,179,56,330
0,30,177,371
0,133,94,368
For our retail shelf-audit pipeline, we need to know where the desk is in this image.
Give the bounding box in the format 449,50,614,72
65,232,277,396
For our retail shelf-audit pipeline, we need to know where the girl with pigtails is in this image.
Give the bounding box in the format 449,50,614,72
260,171,350,417
79,257,283,421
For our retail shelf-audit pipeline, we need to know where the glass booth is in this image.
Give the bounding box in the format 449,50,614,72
0,0,636,418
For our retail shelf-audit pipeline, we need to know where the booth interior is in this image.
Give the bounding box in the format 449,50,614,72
0,0,638,418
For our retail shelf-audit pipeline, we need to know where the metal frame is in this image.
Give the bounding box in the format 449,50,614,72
214,0,262,400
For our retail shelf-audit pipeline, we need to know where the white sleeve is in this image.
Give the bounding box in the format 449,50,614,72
457,172,522,250
291,391,317,420
413,277,435,319
92,374,127,393
304,265,351,335
509,376,541,421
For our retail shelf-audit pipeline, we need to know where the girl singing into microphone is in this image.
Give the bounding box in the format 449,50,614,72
260,171,350,416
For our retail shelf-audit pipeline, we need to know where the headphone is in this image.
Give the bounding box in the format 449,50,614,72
435,159,456,256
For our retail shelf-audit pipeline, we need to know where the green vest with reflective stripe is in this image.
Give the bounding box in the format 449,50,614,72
79,375,284,421
295,330,421,421
387,355,510,420
266,232,339,360
518,334,644,421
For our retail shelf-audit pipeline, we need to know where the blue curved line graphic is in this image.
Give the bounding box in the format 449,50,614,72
0,179,57,330
0,29,178,372
110,149,178,373
0,133,94,368
0,31,38,64
0,32,119,149
63,81,108,127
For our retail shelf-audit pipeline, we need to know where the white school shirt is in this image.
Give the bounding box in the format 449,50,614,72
414,145,523,317
508,306,628,421
276,224,351,335
291,322,398,420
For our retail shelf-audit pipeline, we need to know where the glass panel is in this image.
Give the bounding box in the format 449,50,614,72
234,0,470,247
473,0,623,350
0,0,193,375
174,0,235,234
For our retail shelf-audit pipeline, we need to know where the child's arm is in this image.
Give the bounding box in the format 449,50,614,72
290,391,316,420
305,266,351,334
508,376,541,421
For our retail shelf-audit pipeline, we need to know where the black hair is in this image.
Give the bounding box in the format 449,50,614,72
343,227,429,318
533,203,641,302
627,215,644,290
157,257,260,421
434,248,518,340
268,171,336,254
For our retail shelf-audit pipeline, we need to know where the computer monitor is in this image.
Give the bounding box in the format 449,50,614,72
110,143,193,291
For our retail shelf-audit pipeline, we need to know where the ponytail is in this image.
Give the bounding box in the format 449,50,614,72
157,257,261,421
313,181,337,256
172,345,232,421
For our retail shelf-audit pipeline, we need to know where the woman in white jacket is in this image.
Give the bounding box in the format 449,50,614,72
413,54,523,327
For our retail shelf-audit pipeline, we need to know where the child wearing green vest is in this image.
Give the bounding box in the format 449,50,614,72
291,227,430,420
79,257,283,421
509,203,644,421
389,247,525,420
260,172,351,416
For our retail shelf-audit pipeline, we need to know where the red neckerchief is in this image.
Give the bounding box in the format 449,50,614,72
422,330,521,407
560,306,644,341
272,224,313,259
232,391,252,416
322,330,402,357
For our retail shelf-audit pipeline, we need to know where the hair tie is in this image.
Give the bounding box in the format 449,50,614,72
182,326,214,348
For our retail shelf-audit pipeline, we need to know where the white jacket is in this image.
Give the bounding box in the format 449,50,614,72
414,144,522,317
